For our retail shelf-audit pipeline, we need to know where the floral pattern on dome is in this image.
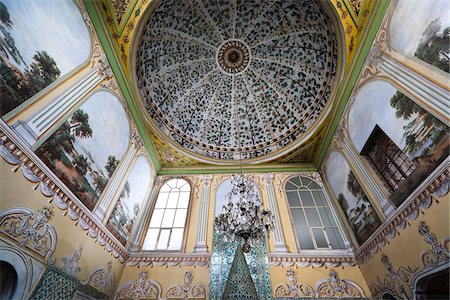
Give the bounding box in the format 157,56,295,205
136,0,339,160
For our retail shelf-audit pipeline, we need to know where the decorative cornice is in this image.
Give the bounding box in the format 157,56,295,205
356,165,449,265
268,253,356,268
0,124,129,263
126,253,210,268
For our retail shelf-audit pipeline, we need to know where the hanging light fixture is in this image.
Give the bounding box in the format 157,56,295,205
214,171,275,252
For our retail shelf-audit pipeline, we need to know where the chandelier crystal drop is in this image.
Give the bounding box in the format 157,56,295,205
214,173,275,251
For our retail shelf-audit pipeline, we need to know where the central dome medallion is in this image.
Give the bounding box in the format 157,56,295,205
217,39,251,75
135,0,340,162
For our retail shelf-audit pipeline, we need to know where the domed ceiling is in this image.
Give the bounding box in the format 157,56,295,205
135,0,340,162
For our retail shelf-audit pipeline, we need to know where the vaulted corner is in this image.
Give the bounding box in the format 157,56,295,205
0,0,448,299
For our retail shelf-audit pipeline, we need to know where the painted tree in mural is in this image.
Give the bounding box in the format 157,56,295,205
70,109,93,138
389,91,447,157
105,155,119,177
0,1,63,116
414,18,450,73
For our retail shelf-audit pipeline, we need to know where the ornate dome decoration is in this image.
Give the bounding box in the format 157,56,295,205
136,0,340,161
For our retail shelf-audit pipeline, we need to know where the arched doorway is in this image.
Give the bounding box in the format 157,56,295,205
415,267,449,300
0,261,18,299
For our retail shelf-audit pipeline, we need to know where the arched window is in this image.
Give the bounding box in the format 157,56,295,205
285,176,346,250
143,178,191,251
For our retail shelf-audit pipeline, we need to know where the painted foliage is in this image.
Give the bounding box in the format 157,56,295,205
0,0,91,116
390,0,449,73
107,156,151,245
36,91,130,210
326,152,381,245
348,80,449,204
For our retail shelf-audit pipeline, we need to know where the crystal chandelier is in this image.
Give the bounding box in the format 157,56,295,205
214,173,275,252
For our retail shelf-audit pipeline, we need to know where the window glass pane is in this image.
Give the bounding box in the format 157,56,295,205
155,192,169,208
143,228,159,250
168,228,184,250
173,209,187,227
299,191,314,206
308,181,320,189
325,227,345,249
160,183,171,192
166,191,179,208
301,177,311,186
290,177,302,187
286,191,300,207
161,209,176,227
291,208,306,226
318,207,336,226
166,179,176,189
312,228,329,248
312,190,327,206
149,209,164,227
157,229,170,249
179,181,190,192
178,192,190,208
285,182,298,190
295,227,314,250
304,208,321,226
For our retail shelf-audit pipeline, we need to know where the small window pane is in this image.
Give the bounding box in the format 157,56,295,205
290,177,301,187
143,228,159,250
318,207,336,226
312,190,327,206
168,228,184,250
287,191,300,206
160,183,171,192
173,209,187,227
157,229,170,249
312,228,329,248
166,191,179,208
308,181,320,189
166,180,176,189
325,227,345,249
149,209,164,227
291,208,306,226
299,191,314,206
179,182,190,192
304,208,321,226
155,192,169,208
161,209,176,227
296,227,314,250
178,192,190,208
285,182,298,190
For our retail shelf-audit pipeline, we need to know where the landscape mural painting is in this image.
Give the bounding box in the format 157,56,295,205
0,0,90,116
326,152,381,245
390,0,449,73
349,80,449,205
107,156,151,245
35,91,130,210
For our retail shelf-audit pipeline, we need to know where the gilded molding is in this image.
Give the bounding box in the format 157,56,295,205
166,271,206,299
275,269,314,298
418,221,449,268
268,253,356,268
126,253,210,268
0,206,57,264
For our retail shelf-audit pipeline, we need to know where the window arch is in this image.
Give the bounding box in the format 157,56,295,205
285,175,346,250
143,178,191,251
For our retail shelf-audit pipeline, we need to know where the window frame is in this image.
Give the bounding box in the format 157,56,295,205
284,175,348,252
142,177,193,252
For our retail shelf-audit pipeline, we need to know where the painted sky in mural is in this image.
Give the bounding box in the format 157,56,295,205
108,156,151,244
326,152,381,244
348,80,411,152
0,0,90,115
36,91,130,210
390,0,449,72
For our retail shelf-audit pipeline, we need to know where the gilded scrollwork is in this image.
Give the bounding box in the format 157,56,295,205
62,244,83,277
115,271,162,300
83,261,115,298
316,270,366,298
0,206,57,264
166,271,206,299
274,269,314,298
418,221,449,268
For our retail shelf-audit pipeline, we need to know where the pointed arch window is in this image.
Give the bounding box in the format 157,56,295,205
286,176,346,250
143,178,191,251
